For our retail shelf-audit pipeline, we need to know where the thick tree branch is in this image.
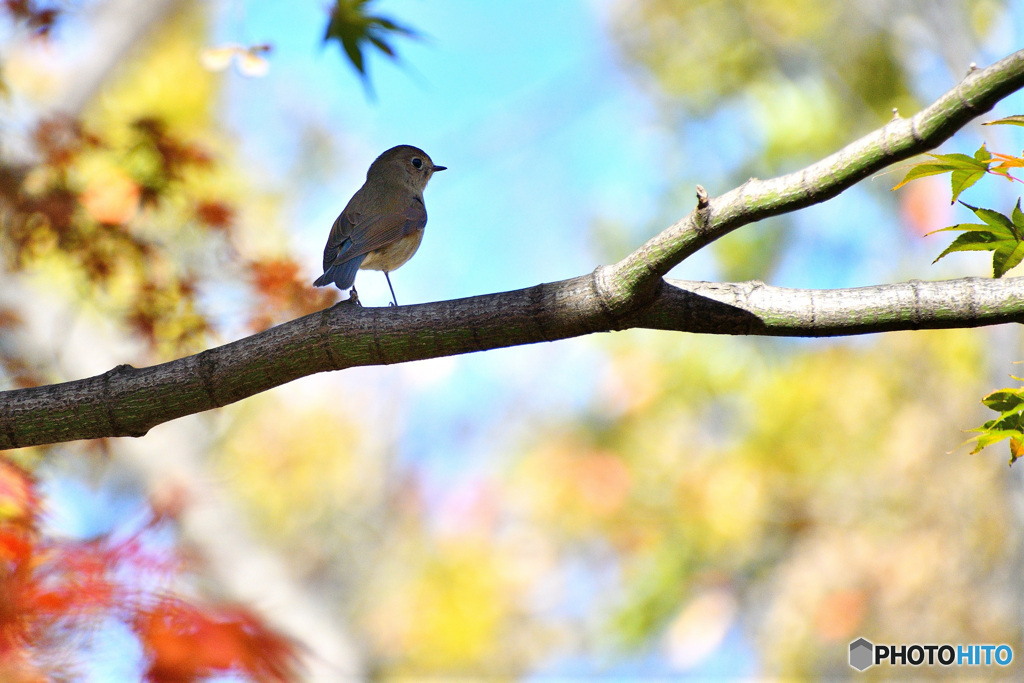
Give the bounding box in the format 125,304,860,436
640,277,1024,336
4,49,1024,449
3,275,1023,449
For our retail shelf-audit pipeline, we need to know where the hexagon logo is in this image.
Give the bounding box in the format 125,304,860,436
849,637,874,671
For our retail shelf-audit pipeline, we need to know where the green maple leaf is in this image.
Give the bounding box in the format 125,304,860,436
323,0,418,91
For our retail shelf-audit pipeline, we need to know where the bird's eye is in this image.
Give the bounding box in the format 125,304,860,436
411,158,423,169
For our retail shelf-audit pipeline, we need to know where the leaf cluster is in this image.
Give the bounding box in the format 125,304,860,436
894,117,1024,465
0,458,297,680
972,380,1024,465
930,201,1024,277
1,115,218,356
893,116,1024,278
0,112,338,372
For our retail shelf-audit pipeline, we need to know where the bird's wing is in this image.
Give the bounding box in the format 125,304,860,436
322,207,361,271
323,199,427,268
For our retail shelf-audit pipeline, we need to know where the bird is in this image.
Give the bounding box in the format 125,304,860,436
313,144,446,306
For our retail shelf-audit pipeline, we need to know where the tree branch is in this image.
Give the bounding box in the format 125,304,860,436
3,274,1024,449
4,49,1024,449
601,49,1024,314
639,277,1024,336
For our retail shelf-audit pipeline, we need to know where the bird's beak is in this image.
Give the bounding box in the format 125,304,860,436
432,165,447,172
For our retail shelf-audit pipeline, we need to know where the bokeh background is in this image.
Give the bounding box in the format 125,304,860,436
2,0,1024,679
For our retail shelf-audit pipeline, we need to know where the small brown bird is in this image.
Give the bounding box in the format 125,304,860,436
313,145,446,306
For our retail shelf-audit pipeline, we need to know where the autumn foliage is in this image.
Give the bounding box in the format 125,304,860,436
0,9,330,678
0,457,295,681
0,111,337,362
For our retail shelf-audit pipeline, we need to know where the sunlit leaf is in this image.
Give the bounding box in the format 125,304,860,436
972,376,1024,463
925,203,1024,276
961,202,1015,236
931,231,1002,264
944,147,991,201
969,428,1020,454
892,151,990,197
926,222,997,235
990,152,1024,168
950,168,985,203
982,389,1024,415
982,115,1024,127
1010,437,1024,465
931,152,988,167
993,239,1024,278
1013,199,1024,234
892,163,958,190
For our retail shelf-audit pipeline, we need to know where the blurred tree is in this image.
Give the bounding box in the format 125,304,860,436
0,0,366,678
564,330,1023,675
613,0,1008,164
610,0,1008,281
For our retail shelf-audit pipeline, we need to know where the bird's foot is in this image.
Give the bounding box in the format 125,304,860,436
338,287,361,307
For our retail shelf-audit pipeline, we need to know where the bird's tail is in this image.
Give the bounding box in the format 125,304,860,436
313,257,363,290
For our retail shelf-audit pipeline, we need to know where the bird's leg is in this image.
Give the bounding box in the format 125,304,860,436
384,272,398,307
346,287,361,306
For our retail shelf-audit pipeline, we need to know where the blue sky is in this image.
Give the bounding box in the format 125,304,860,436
214,0,677,301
